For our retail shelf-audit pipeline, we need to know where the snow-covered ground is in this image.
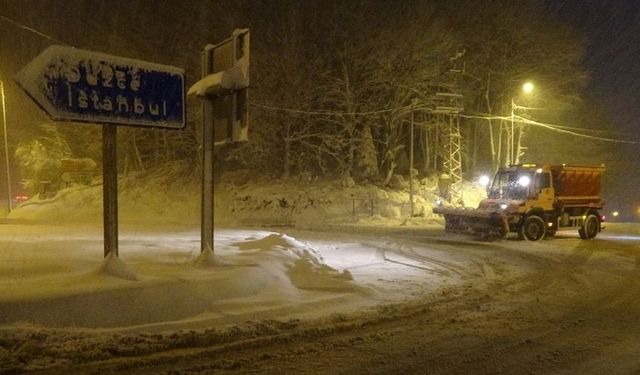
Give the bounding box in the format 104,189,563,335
1,177,638,374
0,176,486,327
0,177,480,371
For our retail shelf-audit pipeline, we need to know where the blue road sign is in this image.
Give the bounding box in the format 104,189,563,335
15,45,185,129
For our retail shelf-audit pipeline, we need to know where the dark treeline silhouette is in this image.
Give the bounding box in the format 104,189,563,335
0,0,616,192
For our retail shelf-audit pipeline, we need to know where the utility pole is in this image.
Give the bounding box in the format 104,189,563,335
0,81,12,212
510,82,534,166
409,104,414,217
510,97,515,165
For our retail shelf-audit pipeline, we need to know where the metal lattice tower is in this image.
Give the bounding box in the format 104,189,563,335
444,110,463,204
432,51,465,204
434,96,463,205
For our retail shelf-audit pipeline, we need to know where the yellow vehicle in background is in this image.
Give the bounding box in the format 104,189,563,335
433,164,605,241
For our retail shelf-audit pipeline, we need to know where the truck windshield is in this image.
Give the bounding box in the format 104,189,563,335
488,170,533,200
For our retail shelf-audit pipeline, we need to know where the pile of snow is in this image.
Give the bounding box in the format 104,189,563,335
230,232,353,290
9,184,104,223
8,171,487,230
99,252,138,280
9,179,200,229
214,174,487,228
0,228,363,329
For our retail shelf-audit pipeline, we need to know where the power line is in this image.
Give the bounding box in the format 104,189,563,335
461,113,640,145
530,121,629,135
256,101,640,144
464,112,630,135
516,115,640,145
0,15,69,46
250,102,398,116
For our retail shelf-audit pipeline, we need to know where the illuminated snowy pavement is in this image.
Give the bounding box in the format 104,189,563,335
2,223,636,329
0,224,484,330
1,223,640,374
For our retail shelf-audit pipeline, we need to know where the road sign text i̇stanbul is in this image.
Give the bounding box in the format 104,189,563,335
15,45,185,129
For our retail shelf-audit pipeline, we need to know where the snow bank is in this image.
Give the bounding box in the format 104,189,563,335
0,228,362,329
214,176,458,228
231,233,353,291
9,177,199,229
8,171,487,231
9,184,103,223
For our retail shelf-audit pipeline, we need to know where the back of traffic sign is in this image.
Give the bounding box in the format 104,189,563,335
15,45,185,129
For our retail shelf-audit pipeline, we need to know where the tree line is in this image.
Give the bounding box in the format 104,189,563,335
1,0,597,192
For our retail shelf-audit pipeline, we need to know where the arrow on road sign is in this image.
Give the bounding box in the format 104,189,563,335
15,45,185,129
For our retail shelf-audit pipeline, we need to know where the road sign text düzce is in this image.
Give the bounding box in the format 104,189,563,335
15,45,185,129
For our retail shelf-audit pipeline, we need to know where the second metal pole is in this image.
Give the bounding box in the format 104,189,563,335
103,124,118,258
201,45,215,253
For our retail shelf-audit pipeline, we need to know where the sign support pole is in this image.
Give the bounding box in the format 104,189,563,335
103,124,118,258
0,81,12,212
201,45,215,254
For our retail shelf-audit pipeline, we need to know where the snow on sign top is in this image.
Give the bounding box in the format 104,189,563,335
14,45,185,129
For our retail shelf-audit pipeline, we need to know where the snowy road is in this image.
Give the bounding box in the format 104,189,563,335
211,226,640,375
124,227,640,375
1,223,639,374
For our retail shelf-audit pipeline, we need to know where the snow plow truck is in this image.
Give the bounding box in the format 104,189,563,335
433,164,605,241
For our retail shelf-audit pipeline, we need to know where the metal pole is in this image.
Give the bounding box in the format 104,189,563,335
409,107,414,217
510,97,515,165
201,45,215,253
0,81,12,212
103,124,118,258
352,195,356,217
370,196,374,216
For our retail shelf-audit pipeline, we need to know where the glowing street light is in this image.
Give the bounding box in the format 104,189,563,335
511,81,535,165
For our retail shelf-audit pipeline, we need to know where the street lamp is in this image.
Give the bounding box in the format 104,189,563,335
0,80,11,212
511,81,534,165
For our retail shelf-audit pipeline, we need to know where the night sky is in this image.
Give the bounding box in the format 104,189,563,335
547,0,640,217
550,0,640,134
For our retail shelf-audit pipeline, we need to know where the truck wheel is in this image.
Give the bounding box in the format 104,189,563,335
579,214,599,239
519,215,546,241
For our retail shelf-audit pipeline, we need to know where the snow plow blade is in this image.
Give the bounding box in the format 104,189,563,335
432,206,509,240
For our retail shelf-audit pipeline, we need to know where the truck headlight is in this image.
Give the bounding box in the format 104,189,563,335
478,175,491,187
518,175,531,187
